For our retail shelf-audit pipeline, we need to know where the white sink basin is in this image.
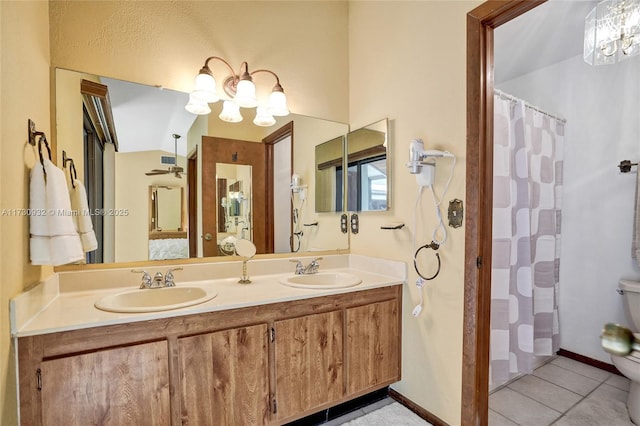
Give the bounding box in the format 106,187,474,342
94,286,217,313
279,272,362,289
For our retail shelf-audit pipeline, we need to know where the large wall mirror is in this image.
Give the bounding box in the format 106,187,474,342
54,68,349,265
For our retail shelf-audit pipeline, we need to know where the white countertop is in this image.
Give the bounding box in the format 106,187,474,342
11,255,406,337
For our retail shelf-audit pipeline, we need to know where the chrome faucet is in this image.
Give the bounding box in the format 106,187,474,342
164,267,183,287
290,257,323,275
289,260,305,275
152,272,164,288
132,267,183,289
132,269,152,288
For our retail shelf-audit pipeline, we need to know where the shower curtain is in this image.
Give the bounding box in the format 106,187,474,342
490,92,564,385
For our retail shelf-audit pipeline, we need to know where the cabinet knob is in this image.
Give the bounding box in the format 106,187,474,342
204,233,213,241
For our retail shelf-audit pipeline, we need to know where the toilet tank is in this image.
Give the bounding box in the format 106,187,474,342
620,280,640,331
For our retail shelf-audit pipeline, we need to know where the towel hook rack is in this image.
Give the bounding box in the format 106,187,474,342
619,160,638,173
29,118,52,178
62,150,77,189
28,119,46,147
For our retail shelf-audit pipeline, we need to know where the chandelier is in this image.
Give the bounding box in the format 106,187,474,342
584,0,640,65
185,56,290,126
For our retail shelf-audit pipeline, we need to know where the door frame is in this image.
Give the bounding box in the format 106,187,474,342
263,121,294,252
187,147,198,258
201,136,268,257
462,1,546,424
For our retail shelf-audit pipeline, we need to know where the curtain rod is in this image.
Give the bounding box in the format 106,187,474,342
494,89,567,124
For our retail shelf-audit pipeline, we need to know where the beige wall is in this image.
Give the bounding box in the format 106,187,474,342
0,2,489,425
349,2,480,424
54,69,102,182
50,1,349,123
1,2,52,424
114,151,186,262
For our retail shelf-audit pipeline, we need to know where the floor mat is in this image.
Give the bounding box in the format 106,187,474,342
341,402,432,426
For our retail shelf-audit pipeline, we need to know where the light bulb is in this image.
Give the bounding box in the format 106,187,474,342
185,93,211,115
192,72,218,103
219,100,243,123
253,106,276,127
267,89,290,116
234,79,258,108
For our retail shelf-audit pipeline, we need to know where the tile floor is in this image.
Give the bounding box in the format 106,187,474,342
490,356,633,425
305,355,631,425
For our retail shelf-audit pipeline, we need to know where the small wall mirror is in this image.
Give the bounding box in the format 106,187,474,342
150,185,184,232
346,118,389,212
148,185,187,260
315,136,345,213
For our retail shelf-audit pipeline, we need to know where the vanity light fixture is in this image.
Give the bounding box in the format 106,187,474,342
185,56,290,126
584,0,640,65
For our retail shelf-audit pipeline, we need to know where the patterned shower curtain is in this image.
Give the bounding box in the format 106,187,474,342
490,92,564,385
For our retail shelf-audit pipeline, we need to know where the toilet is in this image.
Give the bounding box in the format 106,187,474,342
611,279,640,424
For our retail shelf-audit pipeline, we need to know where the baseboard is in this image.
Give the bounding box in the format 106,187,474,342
557,348,622,376
388,388,448,426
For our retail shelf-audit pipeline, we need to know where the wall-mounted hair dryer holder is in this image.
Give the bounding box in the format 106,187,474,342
406,139,454,187
407,160,436,186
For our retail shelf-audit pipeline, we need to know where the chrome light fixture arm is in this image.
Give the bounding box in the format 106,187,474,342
251,69,284,92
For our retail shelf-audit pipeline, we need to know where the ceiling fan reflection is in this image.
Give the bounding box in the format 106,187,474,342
145,133,186,178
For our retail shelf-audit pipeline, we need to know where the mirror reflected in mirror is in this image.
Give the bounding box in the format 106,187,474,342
216,163,252,252
148,185,187,261
315,136,345,213
346,118,389,212
54,68,350,266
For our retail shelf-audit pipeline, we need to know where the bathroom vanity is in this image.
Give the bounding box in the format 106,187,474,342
12,255,404,425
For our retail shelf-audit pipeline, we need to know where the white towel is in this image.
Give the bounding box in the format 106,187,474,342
70,179,98,252
29,159,85,266
29,162,50,264
633,169,640,267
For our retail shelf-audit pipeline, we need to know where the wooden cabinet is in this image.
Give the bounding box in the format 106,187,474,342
346,299,400,395
40,341,170,426
178,324,270,425
17,284,401,426
274,311,344,420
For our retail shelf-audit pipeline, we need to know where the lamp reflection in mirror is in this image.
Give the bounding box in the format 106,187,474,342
219,100,242,123
584,0,640,65
185,56,289,126
253,106,276,127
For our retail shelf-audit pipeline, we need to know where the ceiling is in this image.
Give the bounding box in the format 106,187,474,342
103,77,196,156
494,0,598,83
105,1,600,155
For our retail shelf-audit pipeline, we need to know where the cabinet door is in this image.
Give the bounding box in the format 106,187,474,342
40,340,170,426
274,310,344,421
178,324,270,425
346,299,400,394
